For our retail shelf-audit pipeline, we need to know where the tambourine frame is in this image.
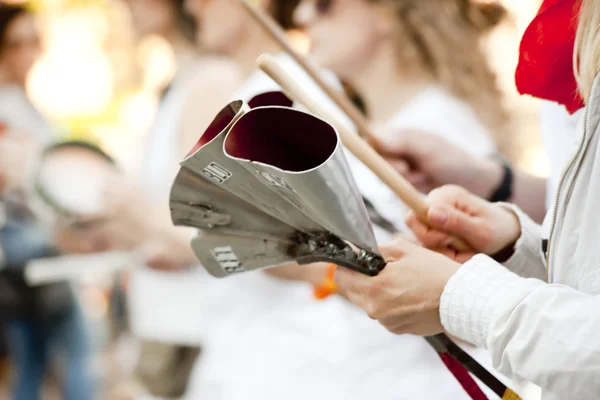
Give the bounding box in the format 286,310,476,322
32,140,116,225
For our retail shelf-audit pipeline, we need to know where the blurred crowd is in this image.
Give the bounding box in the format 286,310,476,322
0,0,555,399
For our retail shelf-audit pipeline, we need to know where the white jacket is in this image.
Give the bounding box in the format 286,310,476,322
440,74,600,400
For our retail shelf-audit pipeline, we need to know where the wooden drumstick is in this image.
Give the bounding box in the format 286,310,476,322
237,0,374,140
257,54,473,252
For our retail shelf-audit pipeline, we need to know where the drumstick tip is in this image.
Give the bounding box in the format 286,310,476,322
257,52,274,66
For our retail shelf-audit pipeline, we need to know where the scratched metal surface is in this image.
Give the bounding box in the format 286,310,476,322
171,167,296,240
179,104,323,234
225,106,378,253
170,101,382,278
191,232,295,278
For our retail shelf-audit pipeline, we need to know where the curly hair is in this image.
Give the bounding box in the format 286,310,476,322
370,0,510,154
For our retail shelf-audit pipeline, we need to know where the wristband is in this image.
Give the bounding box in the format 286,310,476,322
313,263,338,300
489,162,513,203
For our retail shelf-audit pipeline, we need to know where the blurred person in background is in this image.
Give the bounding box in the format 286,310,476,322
55,0,243,398
0,4,94,400
320,0,553,224
293,0,526,221
184,0,300,76
368,101,580,224
122,0,207,397
175,0,517,399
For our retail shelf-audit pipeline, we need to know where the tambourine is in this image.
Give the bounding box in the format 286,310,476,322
30,140,118,225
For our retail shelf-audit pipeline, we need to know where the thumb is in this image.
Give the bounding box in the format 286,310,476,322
426,204,482,243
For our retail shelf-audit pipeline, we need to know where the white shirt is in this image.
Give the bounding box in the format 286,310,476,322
128,66,209,346
0,85,52,141
353,85,497,233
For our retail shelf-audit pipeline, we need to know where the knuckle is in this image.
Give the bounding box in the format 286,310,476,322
442,184,467,198
365,300,384,320
477,223,494,249
363,279,389,319
389,326,406,335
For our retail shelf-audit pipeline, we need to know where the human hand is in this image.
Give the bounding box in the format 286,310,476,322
141,230,198,272
54,175,198,272
371,129,503,197
406,185,521,262
335,239,461,336
54,176,166,254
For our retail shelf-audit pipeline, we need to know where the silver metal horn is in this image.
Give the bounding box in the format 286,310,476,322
170,97,385,278
223,106,377,253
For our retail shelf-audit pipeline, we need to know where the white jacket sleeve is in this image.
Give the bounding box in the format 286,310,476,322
440,255,600,400
496,203,546,280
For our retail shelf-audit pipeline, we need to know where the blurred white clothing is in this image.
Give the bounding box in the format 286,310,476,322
350,84,496,233
186,54,518,400
128,64,209,346
0,85,52,141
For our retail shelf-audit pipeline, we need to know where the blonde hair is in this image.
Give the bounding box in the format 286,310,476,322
369,0,511,155
575,0,600,103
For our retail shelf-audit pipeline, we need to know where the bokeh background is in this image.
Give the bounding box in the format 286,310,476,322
9,0,546,174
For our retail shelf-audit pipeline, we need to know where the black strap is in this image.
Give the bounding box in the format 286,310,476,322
542,239,549,260
432,335,507,398
489,163,514,203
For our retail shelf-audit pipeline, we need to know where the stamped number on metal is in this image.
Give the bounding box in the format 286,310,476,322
210,246,245,274
202,162,232,184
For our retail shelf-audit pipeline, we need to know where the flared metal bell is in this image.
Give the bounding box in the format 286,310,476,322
170,95,385,278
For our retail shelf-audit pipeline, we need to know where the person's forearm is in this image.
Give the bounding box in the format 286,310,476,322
508,169,547,223
471,159,547,223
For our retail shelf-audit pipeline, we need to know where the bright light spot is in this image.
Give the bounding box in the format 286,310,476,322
120,91,159,137
27,10,113,118
287,29,311,55
28,50,113,118
522,146,551,177
137,34,177,92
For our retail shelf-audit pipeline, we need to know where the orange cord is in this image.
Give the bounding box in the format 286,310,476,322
313,264,338,300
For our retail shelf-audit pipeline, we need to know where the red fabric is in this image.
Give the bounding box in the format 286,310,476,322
515,0,584,113
440,352,489,400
